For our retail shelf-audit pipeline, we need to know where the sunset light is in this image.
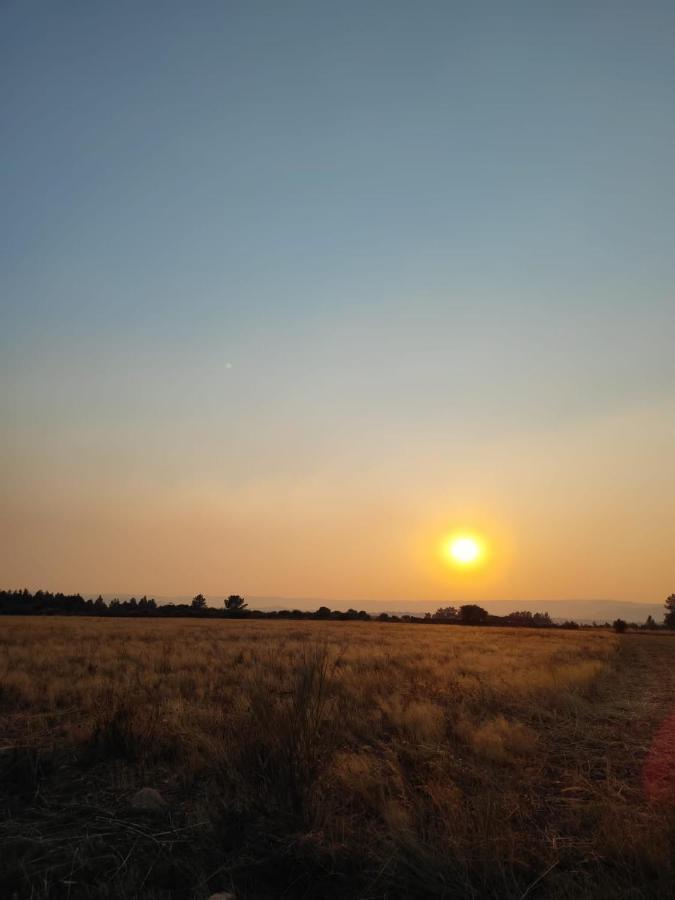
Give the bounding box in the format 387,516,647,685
443,533,486,568
2,4,675,896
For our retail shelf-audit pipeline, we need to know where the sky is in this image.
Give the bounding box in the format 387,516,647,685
2,2,674,609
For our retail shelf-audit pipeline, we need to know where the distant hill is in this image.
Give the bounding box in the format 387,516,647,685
94,593,666,625
455,598,666,625
250,596,666,625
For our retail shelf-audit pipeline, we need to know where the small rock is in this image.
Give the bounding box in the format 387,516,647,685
130,787,168,814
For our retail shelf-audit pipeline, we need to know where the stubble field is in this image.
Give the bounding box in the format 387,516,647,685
1,618,673,898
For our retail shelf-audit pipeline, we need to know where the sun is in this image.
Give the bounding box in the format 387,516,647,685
442,533,485,568
450,537,480,564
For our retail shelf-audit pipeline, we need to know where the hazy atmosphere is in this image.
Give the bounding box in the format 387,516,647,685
3,2,674,609
2,6,675,900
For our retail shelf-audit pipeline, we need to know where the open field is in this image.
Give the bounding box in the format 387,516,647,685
1,618,673,898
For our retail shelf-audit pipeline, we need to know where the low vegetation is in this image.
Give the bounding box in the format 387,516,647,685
1,618,673,897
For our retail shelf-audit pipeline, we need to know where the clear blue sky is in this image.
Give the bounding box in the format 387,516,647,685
2,2,674,604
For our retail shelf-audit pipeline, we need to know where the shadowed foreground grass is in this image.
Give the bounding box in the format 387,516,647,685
1,619,673,898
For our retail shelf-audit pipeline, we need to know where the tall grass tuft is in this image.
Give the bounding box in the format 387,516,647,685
236,643,341,820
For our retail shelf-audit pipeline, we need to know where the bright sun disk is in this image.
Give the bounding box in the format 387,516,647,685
444,534,484,567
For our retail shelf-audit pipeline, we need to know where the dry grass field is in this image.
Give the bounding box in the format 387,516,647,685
1,618,673,898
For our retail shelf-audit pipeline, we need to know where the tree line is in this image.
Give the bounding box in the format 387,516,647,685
612,597,675,632
1,589,673,628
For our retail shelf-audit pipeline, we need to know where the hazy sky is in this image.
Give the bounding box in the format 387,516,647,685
2,2,674,607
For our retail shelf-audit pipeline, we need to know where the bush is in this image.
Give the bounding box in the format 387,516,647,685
235,644,341,819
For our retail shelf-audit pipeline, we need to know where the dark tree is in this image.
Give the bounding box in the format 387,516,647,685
433,606,458,620
191,593,207,610
664,594,675,629
613,618,628,634
459,604,489,625
225,594,247,611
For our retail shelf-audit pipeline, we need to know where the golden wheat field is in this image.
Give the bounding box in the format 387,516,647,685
1,618,673,898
